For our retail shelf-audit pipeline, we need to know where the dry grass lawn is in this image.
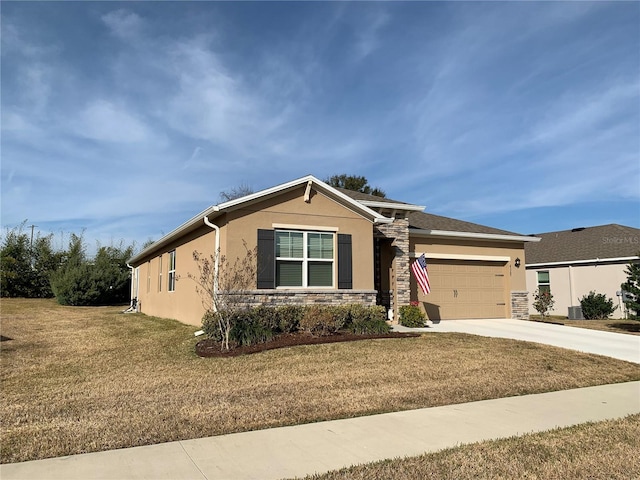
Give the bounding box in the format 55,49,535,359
2,298,640,464
303,414,640,480
531,316,640,336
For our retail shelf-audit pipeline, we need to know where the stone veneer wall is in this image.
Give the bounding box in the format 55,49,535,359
228,289,378,307
376,219,410,314
511,291,529,320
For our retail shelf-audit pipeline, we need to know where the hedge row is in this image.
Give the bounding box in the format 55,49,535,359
203,304,390,347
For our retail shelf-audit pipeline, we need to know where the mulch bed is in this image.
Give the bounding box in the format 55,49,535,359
195,331,421,357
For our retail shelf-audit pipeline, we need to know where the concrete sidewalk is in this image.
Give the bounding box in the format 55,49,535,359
2,381,639,480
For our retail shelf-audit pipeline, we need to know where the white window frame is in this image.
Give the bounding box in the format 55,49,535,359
537,270,550,295
275,230,335,288
146,261,151,293
168,250,176,292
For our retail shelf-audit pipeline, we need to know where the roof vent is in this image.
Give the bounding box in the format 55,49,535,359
571,227,586,232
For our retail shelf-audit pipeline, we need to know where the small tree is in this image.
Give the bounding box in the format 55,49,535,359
189,243,257,351
621,258,640,319
579,291,616,320
533,289,555,320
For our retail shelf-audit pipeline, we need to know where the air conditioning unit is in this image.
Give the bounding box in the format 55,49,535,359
568,306,584,320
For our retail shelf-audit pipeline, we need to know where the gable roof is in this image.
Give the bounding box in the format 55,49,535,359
128,175,391,265
339,189,536,241
525,224,640,266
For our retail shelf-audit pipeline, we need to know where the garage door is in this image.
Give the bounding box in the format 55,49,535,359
416,260,508,320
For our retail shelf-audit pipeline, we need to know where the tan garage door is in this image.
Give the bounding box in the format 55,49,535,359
417,260,508,320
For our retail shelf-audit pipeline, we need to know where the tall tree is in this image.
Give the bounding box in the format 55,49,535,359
0,222,62,298
324,174,386,197
219,183,254,202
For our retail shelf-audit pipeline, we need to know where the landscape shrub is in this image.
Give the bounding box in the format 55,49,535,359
249,305,280,332
580,291,617,320
399,304,426,327
300,305,348,336
230,315,274,346
276,305,305,333
349,304,391,334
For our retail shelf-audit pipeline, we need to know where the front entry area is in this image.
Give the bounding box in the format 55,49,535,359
417,260,508,320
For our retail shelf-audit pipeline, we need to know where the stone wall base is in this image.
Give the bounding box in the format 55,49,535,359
228,290,378,308
511,291,529,320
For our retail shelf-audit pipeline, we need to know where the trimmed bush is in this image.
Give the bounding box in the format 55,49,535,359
276,305,305,333
349,304,391,334
230,316,274,346
399,305,426,328
300,305,348,336
580,291,617,320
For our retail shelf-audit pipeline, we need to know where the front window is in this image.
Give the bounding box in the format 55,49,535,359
275,230,334,287
537,271,550,295
168,250,176,292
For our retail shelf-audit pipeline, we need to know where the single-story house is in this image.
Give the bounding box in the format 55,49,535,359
127,175,538,326
525,224,640,318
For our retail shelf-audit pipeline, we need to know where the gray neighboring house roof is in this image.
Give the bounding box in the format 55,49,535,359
525,224,640,266
338,188,525,237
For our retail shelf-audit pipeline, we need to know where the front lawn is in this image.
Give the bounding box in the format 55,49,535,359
2,298,639,464
302,415,640,480
531,316,640,336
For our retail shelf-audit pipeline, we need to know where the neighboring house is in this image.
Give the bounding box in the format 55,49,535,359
525,224,640,318
127,175,538,326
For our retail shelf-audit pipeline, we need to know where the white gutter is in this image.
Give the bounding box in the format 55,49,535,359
526,256,639,268
411,229,541,243
203,212,221,311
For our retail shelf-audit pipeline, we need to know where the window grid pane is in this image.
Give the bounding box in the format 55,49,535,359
277,261,303,286
308,262,333,287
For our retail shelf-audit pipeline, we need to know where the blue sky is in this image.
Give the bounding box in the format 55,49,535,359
2,1,639,253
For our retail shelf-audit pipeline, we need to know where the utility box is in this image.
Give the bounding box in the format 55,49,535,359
568,306,584,320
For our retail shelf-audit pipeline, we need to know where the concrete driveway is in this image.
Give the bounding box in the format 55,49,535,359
395,318,640,364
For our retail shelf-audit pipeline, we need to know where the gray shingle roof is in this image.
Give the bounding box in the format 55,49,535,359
407,211,522,236
337,188,524,236
525,224,640,264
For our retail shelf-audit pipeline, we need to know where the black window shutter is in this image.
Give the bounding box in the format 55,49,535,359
257,229,275,289
337,233,352,289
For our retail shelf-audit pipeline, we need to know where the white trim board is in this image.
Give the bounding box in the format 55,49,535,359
412,252,511,262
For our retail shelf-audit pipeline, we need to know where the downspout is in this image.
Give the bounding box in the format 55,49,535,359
126,263,138,312
203,211,220,312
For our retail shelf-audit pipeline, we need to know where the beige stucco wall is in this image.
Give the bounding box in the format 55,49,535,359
410,237,528,318
526,262,629,318
134,225,216,326
224,186,374,290
132,185,375,326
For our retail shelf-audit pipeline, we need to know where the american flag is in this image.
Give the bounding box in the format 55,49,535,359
411,253,431,295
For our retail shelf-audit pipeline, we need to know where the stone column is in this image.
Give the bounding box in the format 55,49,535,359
511,291,529,320
376,219,410,319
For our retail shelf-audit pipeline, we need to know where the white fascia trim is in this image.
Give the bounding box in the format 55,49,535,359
411,252,511,262
411,229,541,243
526,256,639,268
128,205,220,265
218,174,392,224
359,200,426,212
272,223,338,232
